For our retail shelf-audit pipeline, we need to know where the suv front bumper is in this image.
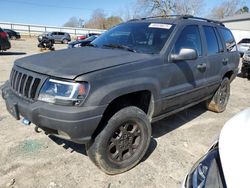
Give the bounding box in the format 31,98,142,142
1,83,106,144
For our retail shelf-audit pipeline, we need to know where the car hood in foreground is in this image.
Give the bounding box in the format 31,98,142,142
14,47,150,79
219,108,250,188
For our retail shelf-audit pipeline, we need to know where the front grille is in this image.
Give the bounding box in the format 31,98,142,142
9,66,46,100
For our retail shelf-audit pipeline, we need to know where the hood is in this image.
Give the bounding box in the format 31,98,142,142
219,108,250,188
15,47,150,79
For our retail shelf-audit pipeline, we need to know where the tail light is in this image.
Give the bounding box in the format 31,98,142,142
0,32,8,39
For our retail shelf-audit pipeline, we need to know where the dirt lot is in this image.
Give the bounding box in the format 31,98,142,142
0,38,249,188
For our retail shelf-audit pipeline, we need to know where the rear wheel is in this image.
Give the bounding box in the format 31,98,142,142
86,106,151,175
62,39,68,44
206,77,230,113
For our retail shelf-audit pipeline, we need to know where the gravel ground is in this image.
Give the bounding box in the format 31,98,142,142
0,38,249,188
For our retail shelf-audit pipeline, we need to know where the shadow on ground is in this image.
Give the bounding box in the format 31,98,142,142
237,72,250,80
48,103,207,161
48,135,87,156
152,103,206,138
0,52,26,56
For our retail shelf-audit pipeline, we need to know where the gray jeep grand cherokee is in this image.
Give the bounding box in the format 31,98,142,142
1,15,239,174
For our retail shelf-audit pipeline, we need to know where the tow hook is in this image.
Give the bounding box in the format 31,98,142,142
35,126,42,133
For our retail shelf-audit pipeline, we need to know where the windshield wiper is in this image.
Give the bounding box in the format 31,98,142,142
103,44,136,52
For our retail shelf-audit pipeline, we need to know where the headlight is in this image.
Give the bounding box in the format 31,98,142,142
185,147,226,188
38,79,89,106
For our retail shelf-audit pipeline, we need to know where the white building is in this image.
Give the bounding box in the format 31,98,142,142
221,13,250,43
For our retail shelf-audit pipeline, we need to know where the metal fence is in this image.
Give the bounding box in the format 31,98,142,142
0,22,105,36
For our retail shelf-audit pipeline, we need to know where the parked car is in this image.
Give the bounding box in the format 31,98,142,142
76,33,101,40
68,35,99,48
182,108,250,188
3,29,21,40
241,48,250,78
236,38,250,57
38,32,71,44
1,15,239,174
0,27,11,51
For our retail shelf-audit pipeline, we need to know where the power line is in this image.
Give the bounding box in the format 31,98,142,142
4,0,114,12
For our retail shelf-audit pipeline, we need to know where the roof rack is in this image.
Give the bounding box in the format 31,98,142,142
181,15,225,26
128,15,225,26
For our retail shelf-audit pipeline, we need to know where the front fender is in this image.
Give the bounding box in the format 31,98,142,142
85,77,160,106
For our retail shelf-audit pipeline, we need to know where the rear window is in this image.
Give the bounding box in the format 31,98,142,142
219,28,236,52
0,28,3,32
203,26,219,55
238,38,250,44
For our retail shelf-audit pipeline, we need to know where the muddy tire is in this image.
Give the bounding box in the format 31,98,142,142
86,106,151,175
206,77,230,113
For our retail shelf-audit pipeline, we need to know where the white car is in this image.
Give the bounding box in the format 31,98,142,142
237,38,250,57
183,108,250,188
241,49,250,78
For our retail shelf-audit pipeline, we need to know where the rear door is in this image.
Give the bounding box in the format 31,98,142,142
58,32,65,41
218,28,239,74
201,25,225,89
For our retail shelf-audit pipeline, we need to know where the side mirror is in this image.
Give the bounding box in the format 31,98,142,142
170,48,198,61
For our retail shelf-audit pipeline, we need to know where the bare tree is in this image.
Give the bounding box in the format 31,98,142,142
175,0,204,15
120,4,142,21
210,0,243,19
105,16,123,29
63,17,80,27
85,9,106,29
136,0,204,17
85,9,123,29
136,0,175,16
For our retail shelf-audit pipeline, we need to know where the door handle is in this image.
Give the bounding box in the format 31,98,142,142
197,63,207,71
222,58,228,65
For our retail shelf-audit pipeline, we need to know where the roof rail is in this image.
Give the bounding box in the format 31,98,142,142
181,15,225,26
128,15,183,22
128,15,225,26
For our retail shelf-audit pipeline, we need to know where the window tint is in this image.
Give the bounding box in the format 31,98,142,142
215,28,224,53
219,28,236,52
203,26,219,55
173,25,202,56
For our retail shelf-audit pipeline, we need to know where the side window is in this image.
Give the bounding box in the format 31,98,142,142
219,28,236,52
173,25,202,56
203,26,219,55
215,28,224,53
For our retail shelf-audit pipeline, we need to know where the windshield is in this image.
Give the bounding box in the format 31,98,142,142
91,22,175,54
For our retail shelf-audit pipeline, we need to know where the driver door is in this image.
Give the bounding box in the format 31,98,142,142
160,25,208,114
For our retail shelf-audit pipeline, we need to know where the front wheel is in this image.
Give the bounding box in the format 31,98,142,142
206,77,230,113
86,106,152,175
